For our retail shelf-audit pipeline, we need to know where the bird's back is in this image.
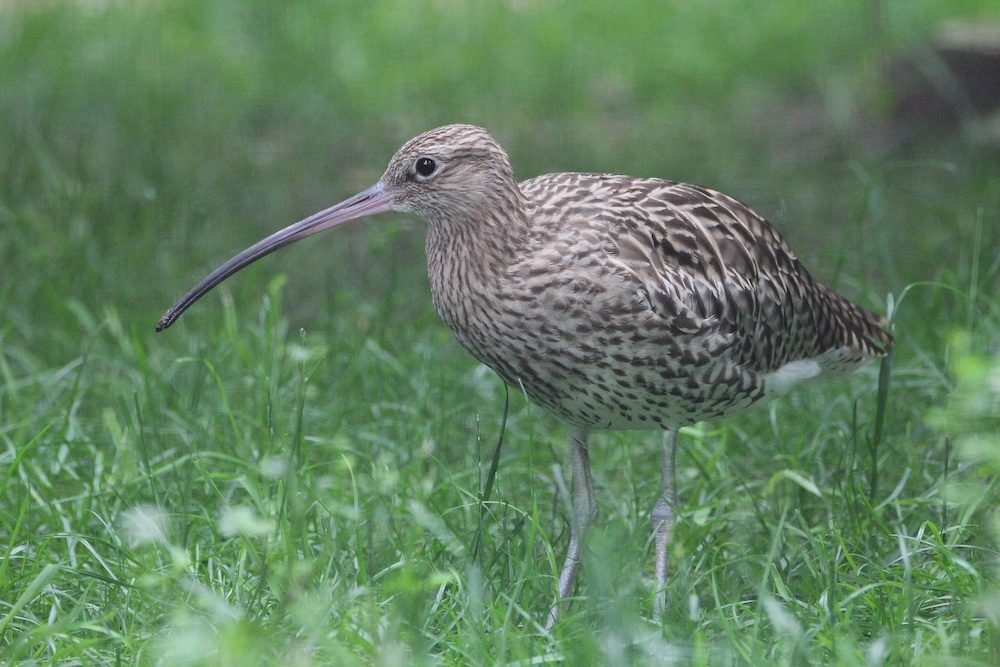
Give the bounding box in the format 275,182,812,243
499,173,892,426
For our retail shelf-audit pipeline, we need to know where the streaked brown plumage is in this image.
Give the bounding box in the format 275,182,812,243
157,123,893,627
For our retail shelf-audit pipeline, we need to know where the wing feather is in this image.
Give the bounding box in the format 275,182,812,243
520,173,891,375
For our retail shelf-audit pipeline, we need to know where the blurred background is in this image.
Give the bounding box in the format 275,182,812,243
2,0,999,663
3,0,996,341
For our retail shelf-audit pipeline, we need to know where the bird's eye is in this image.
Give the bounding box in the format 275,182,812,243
415,157,437,178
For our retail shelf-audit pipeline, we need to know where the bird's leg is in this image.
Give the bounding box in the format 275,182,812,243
652,429,678,622
546,428,596,630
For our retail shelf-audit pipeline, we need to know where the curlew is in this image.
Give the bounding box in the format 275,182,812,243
157,124,893,627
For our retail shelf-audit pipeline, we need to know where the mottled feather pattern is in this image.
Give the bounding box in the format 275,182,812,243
387,126,892,430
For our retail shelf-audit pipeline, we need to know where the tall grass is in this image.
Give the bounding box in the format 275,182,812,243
1,0,999,664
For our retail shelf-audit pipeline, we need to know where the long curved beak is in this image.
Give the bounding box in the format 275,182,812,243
156,182,393,332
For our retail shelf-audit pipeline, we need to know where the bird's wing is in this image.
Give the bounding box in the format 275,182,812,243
520,173,890,375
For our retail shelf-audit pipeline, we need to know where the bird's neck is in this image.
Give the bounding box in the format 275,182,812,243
426,182,530,272
424,185,530,330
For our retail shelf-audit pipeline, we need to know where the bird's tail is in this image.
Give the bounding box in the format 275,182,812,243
816,284,894,359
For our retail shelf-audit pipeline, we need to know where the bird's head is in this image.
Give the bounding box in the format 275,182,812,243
155,124,515,332
380,123,517,223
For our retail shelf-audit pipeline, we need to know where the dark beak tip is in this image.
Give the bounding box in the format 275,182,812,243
154,181,390,335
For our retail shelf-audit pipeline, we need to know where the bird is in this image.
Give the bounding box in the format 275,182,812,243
156,123,893,628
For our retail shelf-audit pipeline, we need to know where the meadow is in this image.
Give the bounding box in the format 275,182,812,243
2,1,999,664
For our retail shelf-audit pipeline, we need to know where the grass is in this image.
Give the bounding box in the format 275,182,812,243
2,0,1000,664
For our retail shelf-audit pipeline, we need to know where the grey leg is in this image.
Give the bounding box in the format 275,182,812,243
652,430,678,622
546,428,596,630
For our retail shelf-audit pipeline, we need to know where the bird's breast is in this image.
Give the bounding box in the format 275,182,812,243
426,248,766,430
